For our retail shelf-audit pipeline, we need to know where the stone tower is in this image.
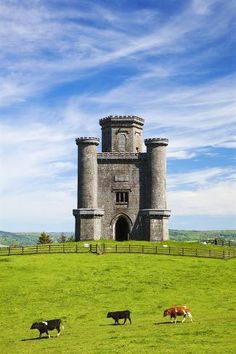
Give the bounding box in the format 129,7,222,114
73,115,170,241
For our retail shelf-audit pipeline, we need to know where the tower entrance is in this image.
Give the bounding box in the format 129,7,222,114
115,216,130,241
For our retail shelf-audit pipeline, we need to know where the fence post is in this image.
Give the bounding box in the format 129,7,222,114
168,247,171,255
49,245,51,253
63,244,65,253
8,247,10,256
182,248,184,256
223,250,225,259
156,246,158,254
129,244,131,253
22,247,24,255
195,249,198,257
142,245,144,254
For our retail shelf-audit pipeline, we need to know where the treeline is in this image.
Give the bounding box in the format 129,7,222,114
169,229,236,241
37,232,74,244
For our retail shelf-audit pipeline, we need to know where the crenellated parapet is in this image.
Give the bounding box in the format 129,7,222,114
144,138,169,146
99,115,144,126
76,137,99,145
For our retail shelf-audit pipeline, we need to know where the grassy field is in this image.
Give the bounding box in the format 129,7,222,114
0,251,235,353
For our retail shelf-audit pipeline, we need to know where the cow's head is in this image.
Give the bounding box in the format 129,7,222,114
163,309,169,317
30,322,39,329
107,312,112,318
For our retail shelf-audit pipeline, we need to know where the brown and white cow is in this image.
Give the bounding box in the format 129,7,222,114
163,306,193,324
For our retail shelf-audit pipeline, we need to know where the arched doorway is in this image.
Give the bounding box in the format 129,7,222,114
115,216,130,241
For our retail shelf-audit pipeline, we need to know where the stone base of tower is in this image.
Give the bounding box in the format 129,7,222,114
140,209,171,241
73,209,104,241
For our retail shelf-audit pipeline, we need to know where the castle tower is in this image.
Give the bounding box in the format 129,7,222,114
73,115,170,241
73,137,104,240
99,115,144,152
141,138,171,241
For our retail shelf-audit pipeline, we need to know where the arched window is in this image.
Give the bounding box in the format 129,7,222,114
119,133,126,152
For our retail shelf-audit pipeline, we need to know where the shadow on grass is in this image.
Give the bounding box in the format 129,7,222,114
99,323,129,326
155,321,182,325
21,336,54,341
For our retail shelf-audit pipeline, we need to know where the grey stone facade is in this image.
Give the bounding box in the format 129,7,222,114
73,116,170,241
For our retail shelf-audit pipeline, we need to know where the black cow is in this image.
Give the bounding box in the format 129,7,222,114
30,319,63,338
107,310,131,325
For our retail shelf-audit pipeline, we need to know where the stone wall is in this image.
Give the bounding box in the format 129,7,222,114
97,153,147,239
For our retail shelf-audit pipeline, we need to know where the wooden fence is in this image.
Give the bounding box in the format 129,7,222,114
90,244,236,259
0,243,91,256
0,243,236,259
203,239,236,247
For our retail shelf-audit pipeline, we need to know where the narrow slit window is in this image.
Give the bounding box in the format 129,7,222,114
116,192,129,204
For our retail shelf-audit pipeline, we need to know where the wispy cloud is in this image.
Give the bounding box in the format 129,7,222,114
0,0,235,230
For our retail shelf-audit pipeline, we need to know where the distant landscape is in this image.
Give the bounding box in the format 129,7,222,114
0,229,235,246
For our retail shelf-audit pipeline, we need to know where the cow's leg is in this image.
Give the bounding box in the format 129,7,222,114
123,317,127,325
128,317,132,324
181,310,187,323
187,312,193,322
56,326,61,336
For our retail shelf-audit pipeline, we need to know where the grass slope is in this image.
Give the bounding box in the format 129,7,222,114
1,229,236,246
0,253,235,354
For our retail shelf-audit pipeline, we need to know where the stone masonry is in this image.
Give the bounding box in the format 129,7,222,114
73,115,171,241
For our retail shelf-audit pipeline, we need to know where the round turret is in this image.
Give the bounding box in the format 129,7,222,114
76,137,99,208
145,138,169,209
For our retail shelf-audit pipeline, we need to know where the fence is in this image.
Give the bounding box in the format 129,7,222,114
91,244,236,259
0,243,91,256
203,239,236,247
0,243,236,259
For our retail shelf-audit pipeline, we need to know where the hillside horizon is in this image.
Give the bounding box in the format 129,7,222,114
0,229,236,247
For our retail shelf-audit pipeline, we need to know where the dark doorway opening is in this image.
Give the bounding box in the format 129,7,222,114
115,216,129,241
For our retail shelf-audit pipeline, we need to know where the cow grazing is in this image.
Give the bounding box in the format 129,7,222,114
163,306,193,324
107,310,131,325
30,319,63,338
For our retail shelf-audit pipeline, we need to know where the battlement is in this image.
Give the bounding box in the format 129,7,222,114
99,115,144,127
76,137,100,145
145,138,169,146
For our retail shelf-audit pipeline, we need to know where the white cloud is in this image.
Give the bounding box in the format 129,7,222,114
168,167,236,216
169,180,236,216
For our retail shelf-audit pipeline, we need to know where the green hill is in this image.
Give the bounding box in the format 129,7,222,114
0,252,235,353
1,229,236,246
0,231,74,246
169,229,236,241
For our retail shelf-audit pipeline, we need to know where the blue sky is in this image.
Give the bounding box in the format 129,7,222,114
0,0,235,232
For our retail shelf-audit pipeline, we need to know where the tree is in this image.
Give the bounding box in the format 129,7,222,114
58,232,67,243
38,232,53,244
